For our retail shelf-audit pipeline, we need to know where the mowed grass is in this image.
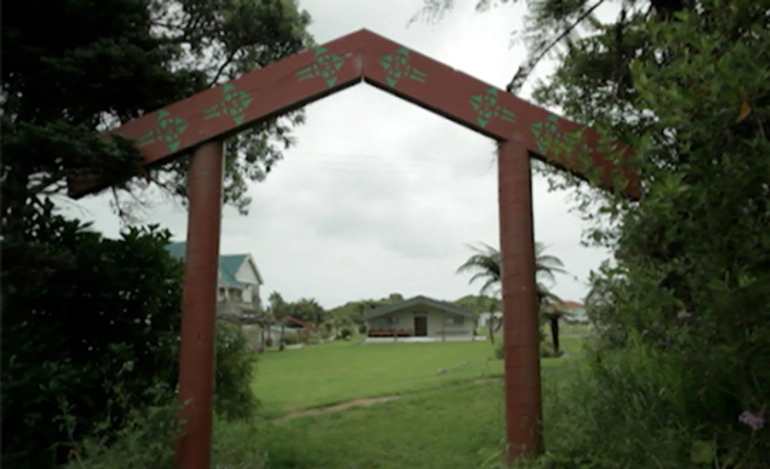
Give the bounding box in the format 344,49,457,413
252,333,587,468
253,339,503,417
259,379,507,469
253,330,586,418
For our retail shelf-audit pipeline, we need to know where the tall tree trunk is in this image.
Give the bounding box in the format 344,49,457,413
549,317,560,354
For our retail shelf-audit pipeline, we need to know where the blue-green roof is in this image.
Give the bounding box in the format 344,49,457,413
220,255,248,279
165,242,258,288
165,241,186,260
363,295,478,321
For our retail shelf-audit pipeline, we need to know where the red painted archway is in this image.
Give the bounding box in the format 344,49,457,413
69,29,639,469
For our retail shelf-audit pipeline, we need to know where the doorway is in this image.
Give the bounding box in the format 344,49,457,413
414,316,427,337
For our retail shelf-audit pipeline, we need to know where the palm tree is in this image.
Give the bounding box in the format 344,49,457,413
457,241,567,347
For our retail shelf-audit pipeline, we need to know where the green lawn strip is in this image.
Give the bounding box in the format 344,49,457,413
258,378,507,469
254,336,584,419
253,340,504,418
247,338,584,468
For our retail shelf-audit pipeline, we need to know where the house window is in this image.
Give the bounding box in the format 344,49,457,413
372,317,396,326
445,315,465,326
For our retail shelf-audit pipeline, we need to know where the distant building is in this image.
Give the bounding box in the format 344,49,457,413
364,295,480,342
478,312,503,328
165,241,265,321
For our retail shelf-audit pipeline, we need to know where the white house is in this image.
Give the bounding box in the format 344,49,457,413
165,242,264,316
363,295,480,343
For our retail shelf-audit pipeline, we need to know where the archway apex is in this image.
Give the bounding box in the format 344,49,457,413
68,28,639,199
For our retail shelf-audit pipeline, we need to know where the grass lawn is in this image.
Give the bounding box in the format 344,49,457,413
253,331,585,418
253,339,503,418
259,379,507,469
249,332,587,468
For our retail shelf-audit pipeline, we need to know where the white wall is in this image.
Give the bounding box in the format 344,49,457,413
234,256,260,284
370,305,475,337
234,256,261,306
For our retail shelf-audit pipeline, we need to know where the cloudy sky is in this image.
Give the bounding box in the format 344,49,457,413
59,0,614,309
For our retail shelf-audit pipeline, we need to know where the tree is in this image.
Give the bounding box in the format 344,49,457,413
456,242,566,344
266,291,288,318
454,294,501,315
429,0,770,465
1,1,313,466
2,0,313,222
290,298,327,328
1,217,184,468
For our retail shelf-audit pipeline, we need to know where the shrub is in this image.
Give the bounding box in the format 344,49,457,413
214,321,259,421
339,327,353,340
65,398,180,469
280,333,305,346
1,217,183,469
494,343,503,360
66,405,267,469
531,333,770,469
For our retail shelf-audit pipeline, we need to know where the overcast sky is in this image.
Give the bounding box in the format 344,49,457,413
58,0,613,309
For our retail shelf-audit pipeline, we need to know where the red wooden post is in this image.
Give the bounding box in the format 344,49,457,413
497,140,544,463
175,140,225,469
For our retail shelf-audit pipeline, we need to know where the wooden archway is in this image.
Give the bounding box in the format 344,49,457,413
70,29,639,469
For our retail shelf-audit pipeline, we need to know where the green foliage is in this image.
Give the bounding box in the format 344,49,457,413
66,409,267,469
455,294,501,314
214,321,259,421
279,333,307,346
429,0,769,466
1,211,183,468
521,0,770,466
65,399,181,469
338,327,353,340
2,1,311,466
456,241,566,304
1,212,256,466
266,291,328,326
2,0,313,219
532,336,769,469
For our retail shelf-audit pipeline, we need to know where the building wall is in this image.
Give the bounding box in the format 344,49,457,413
369,305,475,337
478,312,503,328
234,257,261,306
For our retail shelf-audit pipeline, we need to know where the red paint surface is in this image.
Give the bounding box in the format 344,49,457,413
497,141,543,463
68,29,639,199
175,141,224,469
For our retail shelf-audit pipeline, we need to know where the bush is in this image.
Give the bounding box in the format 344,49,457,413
339,327,353,340
494,343,503,360
532,334,770,469
66,405,267,469
280,333,305,346
1,215,183,469
214,321,259,421
65,398,180,469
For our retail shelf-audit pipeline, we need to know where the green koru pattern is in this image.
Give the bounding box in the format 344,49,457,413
380,47,426,87
136,109,188,152
296,46,345,87
469,88,516,128
202,83,253,125
530,114,560,154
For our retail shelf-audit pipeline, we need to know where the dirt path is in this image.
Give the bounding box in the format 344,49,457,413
277,395,400,422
